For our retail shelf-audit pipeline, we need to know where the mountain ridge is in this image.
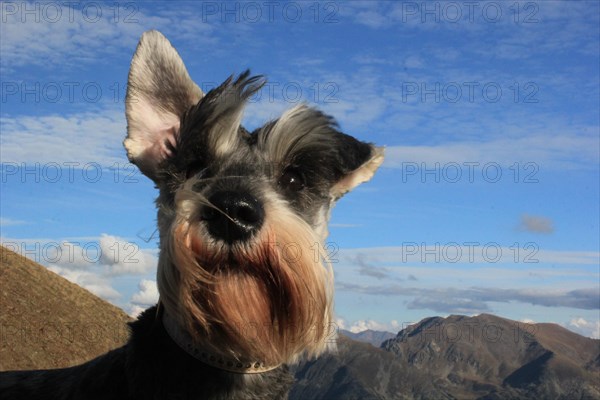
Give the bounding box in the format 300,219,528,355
291,313,600,399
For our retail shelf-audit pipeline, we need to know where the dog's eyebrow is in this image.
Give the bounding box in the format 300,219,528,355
256,105,337,163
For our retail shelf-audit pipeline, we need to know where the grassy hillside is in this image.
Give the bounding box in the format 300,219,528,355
0,246,131,371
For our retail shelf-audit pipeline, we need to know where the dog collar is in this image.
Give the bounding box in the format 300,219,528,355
162,312,280,374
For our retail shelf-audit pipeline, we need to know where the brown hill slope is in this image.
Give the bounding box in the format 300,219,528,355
0,246,131,371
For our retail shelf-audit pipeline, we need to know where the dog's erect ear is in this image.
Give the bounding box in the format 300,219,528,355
331,137,384,200
124,30,203,181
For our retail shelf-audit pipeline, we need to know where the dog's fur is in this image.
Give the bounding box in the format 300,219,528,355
0,30,384,399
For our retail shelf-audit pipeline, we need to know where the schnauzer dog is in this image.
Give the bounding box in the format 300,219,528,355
0,30,384,399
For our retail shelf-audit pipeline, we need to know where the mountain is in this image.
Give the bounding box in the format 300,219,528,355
340,329,396,347
2,245,599,399
290,334,451,400
0,246,131,371
291,314,600,400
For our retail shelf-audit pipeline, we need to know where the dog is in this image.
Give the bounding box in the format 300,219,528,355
0,30,384,399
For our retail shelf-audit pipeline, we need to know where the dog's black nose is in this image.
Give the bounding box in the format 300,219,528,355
202,191,264,243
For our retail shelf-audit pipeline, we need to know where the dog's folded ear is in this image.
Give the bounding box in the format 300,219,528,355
330,138,385,200
124,30,203,181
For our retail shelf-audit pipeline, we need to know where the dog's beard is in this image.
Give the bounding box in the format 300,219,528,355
158,200,334,366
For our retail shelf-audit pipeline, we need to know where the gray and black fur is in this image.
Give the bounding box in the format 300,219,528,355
0,30,384,400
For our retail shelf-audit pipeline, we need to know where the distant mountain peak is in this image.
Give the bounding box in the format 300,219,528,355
293,313,600,400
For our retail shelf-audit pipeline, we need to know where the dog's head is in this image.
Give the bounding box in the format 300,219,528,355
124,30,384,367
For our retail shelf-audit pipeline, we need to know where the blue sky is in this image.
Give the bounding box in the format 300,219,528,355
1,1,599,338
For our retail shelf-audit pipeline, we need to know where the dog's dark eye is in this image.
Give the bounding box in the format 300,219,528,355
279,168,305,191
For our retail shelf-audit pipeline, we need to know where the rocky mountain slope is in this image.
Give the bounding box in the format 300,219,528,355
291,314,600,399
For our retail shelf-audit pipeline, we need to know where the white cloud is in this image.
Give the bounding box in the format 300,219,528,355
404,55,424,69
99,234,157,276
337,282,600,312
243,99,291,130
323,97,388,130
569,317,589,329
347,319,400,333
1,236,158,309
383,135,600,170
352,54,394,65
47,264,121,300
334,317,347,331
83,282,123,300
0,110,126,166
335,316,401,334
341,246,600,266
567,317,600,339
0,2,214,73
339,2,392,29
131,279,159,307
333,246,599,318
329,223,362,228
242,70,388,132
129,305,148,318
43,240,103,270
1,2,138,72
354,10,390,29
3,236,158,275
0,217,27,227
127,279,160,318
